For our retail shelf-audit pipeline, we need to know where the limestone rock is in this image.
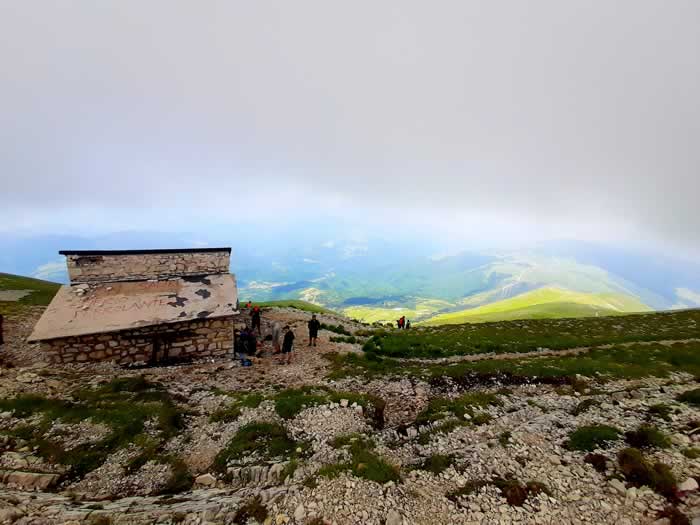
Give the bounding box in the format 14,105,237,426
195,473,217,487
678,477,699,492
386,509,402,525
609,479,626,496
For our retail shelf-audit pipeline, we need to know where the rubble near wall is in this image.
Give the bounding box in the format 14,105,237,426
65,251,231,283
42,316,234,364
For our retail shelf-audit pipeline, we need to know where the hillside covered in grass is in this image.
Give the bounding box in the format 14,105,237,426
0,273,60,314
360,308,700,360
422,287,651,325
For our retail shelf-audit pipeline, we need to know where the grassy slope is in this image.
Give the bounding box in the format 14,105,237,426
363,308,700,360
0,273,61,313
423,287,651,325
251,300,333,314
344,298,454,324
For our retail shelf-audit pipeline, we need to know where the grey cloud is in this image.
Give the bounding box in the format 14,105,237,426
0,1,698,252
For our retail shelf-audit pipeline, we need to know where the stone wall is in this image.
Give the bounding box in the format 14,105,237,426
65,250,231,284
42,317,234,365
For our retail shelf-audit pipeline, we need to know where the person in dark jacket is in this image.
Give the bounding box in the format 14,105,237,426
251,306,262,335
281,325,295,364
307,314,321,346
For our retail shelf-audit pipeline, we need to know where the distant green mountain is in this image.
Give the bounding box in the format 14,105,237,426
422,287,651,325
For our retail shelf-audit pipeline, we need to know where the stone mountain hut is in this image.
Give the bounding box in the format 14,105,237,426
28,248,238,364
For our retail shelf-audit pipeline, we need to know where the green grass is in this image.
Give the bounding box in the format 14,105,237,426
448,477,551,507
415,454,455,474
272,386,384,428
316,433,400,484
625,425,671,449
648,403,673,422
249,300,332,314
423,287,650,326
417,420,470,445
0,376,185,480
571,399,599,416
344,298,454,324
682,447,700,459
618,448,677,498
212,422,301,472
326,340,700,382
320,323,352,336
210,392,264,423
0,272,61,314
362,308,700,360
677,388,700,406
566,425,621,451
415,392,502,426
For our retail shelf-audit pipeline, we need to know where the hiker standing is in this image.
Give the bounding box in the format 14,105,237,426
281,325,295,364
396,319,401,329
251,306,262,335
308,314,321,347
406,319,411,329
233,328,243,361
271,321,282,354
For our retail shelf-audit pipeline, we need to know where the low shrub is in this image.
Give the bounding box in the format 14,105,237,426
350,449,400,484
415,454,455,475
583,453,608,473
648,403,673,421
233,497,268,524
618,447,677,499
624,424,671,449
566,425,621,451
498,431,512,447
682,447,700,459
212,422,298,472
571,399,599,416
677,388,700,406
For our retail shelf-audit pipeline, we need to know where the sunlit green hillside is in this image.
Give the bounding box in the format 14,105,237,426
422,287,651,325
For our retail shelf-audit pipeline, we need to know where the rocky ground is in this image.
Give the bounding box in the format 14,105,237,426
0,307,698,525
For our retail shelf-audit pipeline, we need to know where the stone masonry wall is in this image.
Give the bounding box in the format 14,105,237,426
42,317,234,365
65,251,231,284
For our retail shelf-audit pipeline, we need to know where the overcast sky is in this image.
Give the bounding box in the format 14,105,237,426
1,1,698,256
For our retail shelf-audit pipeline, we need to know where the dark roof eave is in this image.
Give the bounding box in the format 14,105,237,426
59,247,231,256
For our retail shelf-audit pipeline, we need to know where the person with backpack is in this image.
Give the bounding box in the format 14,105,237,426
251,306,262,335
281,325,295,364
307,314,321,346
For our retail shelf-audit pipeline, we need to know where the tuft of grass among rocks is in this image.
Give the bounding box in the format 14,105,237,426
618,448,677,499
232,497,268,525
414,454,455,475
566,425,621,451
212,422,306,472
415,392,502,426
571,399,599,416
677,388,700,406
624,424,671,449
272,386,385,428
648,403,673,421
448,477,551,507
314,433,400,485
0,375,187,481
